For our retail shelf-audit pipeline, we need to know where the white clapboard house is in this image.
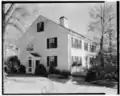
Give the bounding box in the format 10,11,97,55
17,15,97,74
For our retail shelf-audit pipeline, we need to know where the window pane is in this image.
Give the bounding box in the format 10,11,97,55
47,56,57,67
29,60,32,67
84,42,88,51
37,22,44,32
47,37,57,48
47,56,49,66
40,22,44,31
49,38,54,43
50,56,54,61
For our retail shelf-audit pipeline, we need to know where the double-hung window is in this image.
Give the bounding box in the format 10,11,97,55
47,37,57,48
47,56,57,67
84,42,88,51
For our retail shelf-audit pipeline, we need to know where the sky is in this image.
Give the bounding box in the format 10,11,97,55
4,2,116,45
5,3,96,44
37,3,95,35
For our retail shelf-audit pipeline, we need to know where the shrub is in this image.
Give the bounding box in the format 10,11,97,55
4,56,21,74
35,64,48,77
60,70,70,77
49,66,61,74
4,67,8,73
85,69,98,82
71,66,87,77
71,62,78,67
85,64,118,82
49,66,70,77
19,65,26,74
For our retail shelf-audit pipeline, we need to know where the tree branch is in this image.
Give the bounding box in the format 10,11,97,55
5,3,15,17
7,22,24,34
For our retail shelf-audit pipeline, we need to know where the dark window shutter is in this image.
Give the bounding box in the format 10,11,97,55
47,56,49,66
37,23,40,32
54,37,57,48
54,56,57,67
47,39,49,49
40,22,44,31
37,22,44,32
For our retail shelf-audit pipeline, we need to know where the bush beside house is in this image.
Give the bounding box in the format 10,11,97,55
4,56,26,75
35,64,48,77
70,62,87,77
85,52,118,87
49,66,70,78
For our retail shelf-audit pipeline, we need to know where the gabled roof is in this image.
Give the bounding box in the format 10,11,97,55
24,14,97,44
41,15,97,43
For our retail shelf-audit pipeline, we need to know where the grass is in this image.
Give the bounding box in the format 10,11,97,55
89,79,118,88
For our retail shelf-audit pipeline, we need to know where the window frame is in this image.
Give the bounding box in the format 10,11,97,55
84,42,88,51
71,37,82,49
47,37,57,49
37,22,44,32
71,56,82,66
90,44,96,52
47,56,57,67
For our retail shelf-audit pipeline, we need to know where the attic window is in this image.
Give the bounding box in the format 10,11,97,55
37,22,44,32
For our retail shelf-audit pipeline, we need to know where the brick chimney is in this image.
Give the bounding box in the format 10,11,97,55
59,16,68,29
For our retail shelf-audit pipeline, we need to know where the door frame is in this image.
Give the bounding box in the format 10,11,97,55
27,55,41,74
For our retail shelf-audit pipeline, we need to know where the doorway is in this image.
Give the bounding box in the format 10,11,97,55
36,60,40,68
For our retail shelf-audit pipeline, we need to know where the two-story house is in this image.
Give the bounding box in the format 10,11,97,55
17,15,97,74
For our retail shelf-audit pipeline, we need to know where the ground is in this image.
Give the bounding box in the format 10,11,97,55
3,76,117,94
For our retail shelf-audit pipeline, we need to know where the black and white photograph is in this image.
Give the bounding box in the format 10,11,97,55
2,1,119,95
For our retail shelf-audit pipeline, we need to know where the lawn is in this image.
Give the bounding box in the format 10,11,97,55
3,75,117,94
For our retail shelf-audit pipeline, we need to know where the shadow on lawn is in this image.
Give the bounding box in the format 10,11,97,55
5,74,117,89
49,74,117,89
48,74,70,83
49,74,93,86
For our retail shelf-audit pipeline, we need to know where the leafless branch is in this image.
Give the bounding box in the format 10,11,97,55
5,3,15,17
7,22,24,34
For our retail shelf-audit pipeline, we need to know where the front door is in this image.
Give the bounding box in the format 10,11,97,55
36,60,40,68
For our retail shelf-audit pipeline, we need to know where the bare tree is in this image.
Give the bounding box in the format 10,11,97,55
88,3,116,67
3,3,40,42
3,3,39,76
3,4,31,38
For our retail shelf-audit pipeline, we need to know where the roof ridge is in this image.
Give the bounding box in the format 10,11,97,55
40,15,96,42
21,14,96,43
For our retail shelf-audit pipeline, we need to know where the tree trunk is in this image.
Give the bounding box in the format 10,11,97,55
2,4,5,43
108,30,112,64
99,34,104,68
